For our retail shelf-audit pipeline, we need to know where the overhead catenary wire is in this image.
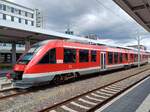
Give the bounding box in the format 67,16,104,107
95,0,150,39
95,0,131,23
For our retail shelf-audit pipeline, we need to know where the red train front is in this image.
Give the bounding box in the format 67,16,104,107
10,39,149,88
12,40,58,88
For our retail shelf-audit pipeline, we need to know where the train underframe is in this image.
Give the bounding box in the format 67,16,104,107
9,60,148,89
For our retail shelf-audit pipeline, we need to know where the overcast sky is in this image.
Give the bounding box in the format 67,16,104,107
10,0,150,50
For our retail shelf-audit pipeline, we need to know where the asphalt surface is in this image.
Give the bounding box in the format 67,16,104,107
99,77,150,112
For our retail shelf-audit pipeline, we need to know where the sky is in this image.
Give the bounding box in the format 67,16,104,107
10,0,150,50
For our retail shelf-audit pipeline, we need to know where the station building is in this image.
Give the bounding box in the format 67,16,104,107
0,0,42,65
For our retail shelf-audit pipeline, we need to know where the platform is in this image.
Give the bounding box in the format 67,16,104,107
96,76,150,112
0,76,13,91
0,69,12,77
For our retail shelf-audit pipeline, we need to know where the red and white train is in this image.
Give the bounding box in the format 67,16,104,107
8,39,149,88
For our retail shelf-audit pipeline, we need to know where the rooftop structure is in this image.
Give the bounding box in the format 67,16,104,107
127,45,147,50
114,0,150,32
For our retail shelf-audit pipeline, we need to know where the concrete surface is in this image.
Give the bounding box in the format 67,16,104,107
97,77,150,112
136,94,150,112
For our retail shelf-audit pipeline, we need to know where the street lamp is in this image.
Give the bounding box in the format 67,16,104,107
136,31,150,68
137,34,140,68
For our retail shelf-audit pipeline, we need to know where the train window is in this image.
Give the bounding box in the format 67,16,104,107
134,54,136,62
108,52,113,64
17,53,33,64
114,52,118,64
119,53,123,63
125,53,128,60
134,54,137,62
49,49,56,63
64,48,76,63
130,54,133,60
18,45,42,64
79,50,89,62
39,48,56,64
39,52,49,64
91,50,97,62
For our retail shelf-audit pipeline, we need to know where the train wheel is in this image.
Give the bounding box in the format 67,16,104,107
124,65,129,69
75,72,80,80
53,75,63,85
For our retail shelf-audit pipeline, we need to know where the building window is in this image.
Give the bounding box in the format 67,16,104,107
79,50,89,62
25,19,28,24
11,7,14,13
19,9,21,15
64,48,76,63
119,53,123,63
25,12,27,17
39,48,56,64
11,16,14,21
18,18,21,23
0,13,3,19
17,44,24,47
3,14,6,20
3,5,6,11
91,50,97,62
6,5,11,12
3,43,6,46
31,21,34,26
108,52,113,64
31,14,34,18
114,52,118,64
0,4,3,10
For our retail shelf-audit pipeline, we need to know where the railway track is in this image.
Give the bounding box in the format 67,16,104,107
0,66,149,106
38,69,150,112
0,88,28,100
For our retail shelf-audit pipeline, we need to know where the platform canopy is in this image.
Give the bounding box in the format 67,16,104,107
0,20,102,44
114,0,150,32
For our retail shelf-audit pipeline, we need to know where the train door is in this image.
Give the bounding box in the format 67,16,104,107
100,52,106,69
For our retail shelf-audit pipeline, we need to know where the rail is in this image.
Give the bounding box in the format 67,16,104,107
38,68,150,112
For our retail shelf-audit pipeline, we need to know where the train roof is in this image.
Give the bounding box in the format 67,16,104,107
35,39,149,54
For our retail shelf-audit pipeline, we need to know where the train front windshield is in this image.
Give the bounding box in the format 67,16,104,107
17,45,41,64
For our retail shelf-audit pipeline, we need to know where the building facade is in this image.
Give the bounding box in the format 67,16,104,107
0,0,43,27
0,0,43,65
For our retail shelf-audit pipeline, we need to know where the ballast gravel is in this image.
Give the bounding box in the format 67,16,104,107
0,64,150,112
